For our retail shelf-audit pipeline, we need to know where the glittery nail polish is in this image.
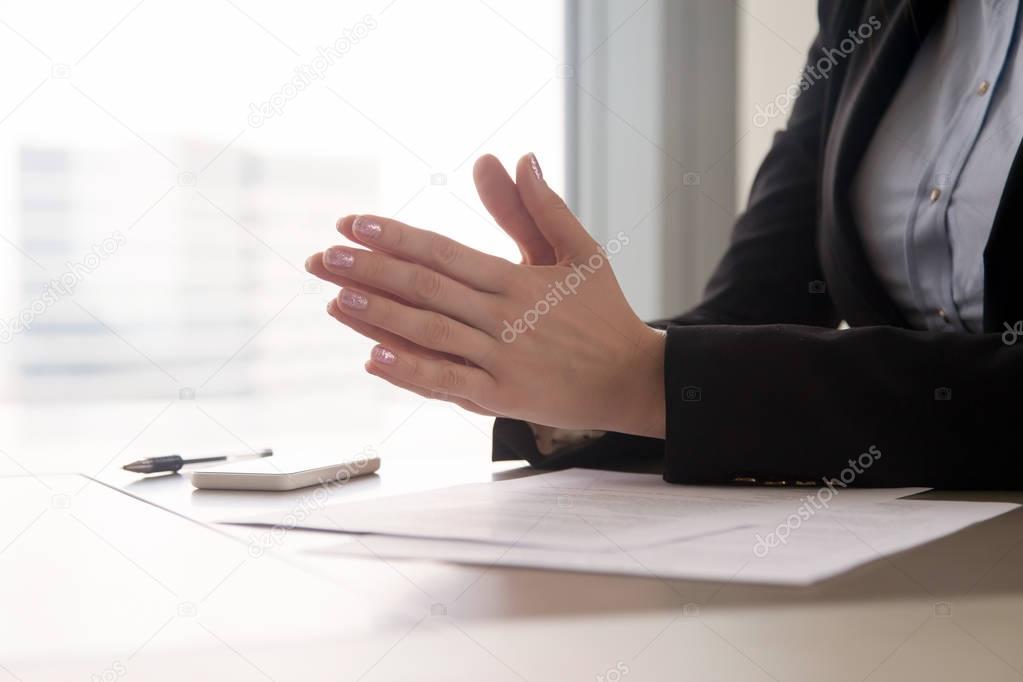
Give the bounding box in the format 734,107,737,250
340,289,368,310
353,216,382,240
325,247,354,269
372,345,397,365
529,153,543,181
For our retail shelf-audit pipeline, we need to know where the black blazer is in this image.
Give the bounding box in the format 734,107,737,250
494,0,1023,489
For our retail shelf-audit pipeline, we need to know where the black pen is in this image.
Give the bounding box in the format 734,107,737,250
122,448,273,474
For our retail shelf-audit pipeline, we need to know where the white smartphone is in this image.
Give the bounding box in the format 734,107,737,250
189,455,380,491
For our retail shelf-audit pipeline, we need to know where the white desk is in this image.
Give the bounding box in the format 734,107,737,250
3,399,1023,681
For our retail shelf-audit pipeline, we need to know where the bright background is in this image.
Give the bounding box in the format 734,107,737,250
0,0,565,403
0,0,816,475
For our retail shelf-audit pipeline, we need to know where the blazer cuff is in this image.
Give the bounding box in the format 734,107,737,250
661,323,818,484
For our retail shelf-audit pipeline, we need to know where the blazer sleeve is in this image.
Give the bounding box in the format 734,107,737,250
661,323,1023,489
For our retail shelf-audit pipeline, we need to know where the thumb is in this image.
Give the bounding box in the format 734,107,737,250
515,153,597,261
472,154,555,265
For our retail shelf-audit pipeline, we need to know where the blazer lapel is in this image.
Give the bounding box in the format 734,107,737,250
819,0,949,326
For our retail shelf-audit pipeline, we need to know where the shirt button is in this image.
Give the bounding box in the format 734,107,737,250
929,187,942,203
977,80,991,95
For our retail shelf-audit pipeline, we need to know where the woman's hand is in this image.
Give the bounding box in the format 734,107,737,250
306,154,666,438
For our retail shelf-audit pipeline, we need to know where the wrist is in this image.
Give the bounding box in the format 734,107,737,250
613,326,667,438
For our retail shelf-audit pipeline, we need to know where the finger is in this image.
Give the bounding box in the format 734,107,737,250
364,362,499,417
366,343,496,404
473,154,555,265
515,153,597,261
327,299,484,370
335,286,498,367
339,214,515,292
336,214,357,236
321,245,498,333
306,252,408,303
326,300,499,416
326,298,463,364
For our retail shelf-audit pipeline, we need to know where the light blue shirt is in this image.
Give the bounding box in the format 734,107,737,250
852,0,1023,333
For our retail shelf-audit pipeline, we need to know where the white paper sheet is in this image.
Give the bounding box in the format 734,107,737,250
314,497,1019,585
228,469,930,552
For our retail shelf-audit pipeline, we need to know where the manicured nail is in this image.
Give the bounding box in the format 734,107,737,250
372,345,397,365
339,288,368,310
353,216,382,240
529,153,543,181
324,246,354,269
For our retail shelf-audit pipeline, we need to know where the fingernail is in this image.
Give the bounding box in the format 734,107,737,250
529,153,543,181
339,288,368,310
353,216,382,240
372,345,397,365
324,246,354,269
